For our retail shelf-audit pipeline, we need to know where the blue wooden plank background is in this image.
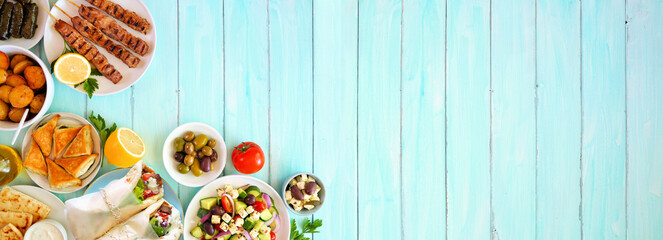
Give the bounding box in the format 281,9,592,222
3,0,662,239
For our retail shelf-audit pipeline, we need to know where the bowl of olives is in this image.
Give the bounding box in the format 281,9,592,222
163,122,226,187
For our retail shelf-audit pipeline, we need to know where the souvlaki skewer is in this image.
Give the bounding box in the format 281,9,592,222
43,6,123,83
85,0,151,34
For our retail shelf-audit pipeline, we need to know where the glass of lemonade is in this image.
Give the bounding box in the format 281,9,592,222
0,145,21,186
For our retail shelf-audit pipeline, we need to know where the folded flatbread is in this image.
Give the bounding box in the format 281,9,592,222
62,125,93,158
0,223,22,240
0,211,33,233
23,140,47,176
65,161,165,240
46,158,82,189
0,187,51,222
97,199,183,240
55,153,98,178
53,125,83,158
31,114,60,156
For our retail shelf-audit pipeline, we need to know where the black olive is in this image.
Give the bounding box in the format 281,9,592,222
174,152,185,162
305,182,317,195
244,194,256,205
203,222,214,235
291,187,304,200
211,205,224,216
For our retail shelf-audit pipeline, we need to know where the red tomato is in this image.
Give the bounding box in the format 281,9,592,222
231,142,265,174
270,231,276,240
214,223,223,232
142,173,154,181
221,196,233,213
253,201,266,213
142,189,155,199
233,215,242,221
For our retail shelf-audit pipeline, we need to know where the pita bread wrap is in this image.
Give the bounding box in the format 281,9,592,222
65,161,165,239
97,199,183,240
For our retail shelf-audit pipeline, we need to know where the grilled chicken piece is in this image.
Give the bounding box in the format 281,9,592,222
85,0,150,34
72,16,140,68
79,5,148,56
54,20,122,83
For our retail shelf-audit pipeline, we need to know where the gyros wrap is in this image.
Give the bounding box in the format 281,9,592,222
97,199,183,240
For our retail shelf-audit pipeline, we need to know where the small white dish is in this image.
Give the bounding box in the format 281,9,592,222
43,0,157,95
21,112,103,193
163,122,226,187
282,173,326,216
11,185,74,239
0,0,49,49
183,175,291,240
23,219,66,240
0,45,54,131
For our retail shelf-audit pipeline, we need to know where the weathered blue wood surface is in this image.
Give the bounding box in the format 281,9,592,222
1,0,661,239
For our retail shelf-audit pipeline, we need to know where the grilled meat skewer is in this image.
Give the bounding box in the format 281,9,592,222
85,0,150,34
54,19,122,83
79,5,149,56
72,16,140,68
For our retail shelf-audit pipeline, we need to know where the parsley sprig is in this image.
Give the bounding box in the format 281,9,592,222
50,40,102,99
290,218,322,240
88,111,117,144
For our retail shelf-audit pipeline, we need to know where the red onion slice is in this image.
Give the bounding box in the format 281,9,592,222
262,193,272,209
200,211,212,224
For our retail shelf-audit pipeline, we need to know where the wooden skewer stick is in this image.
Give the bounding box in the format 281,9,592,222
42,6,57,20
53,4,73,19
66,0,80,8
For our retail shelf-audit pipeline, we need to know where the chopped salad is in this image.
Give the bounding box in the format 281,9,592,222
134,172,163,203
191,184,281,240
150,202,175,236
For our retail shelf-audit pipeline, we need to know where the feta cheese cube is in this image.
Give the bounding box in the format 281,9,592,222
289,199,301,206
315,186,321,195
296,181,306,190
211,215,221,224
220,222,229,231
230,189,239,199
304,204,315,210
285,191,292,200
246,206,255,214
224,184,233,193
217,188,225,197
222,213,232,223
238,236,246,240
260,225,270,235
235,218,244,227
251,212,261,220
289,179,297,186
229,223,238,233
311,195,320,201
294,204,303,211
250,229,259,238
303,194,311,200
238,208,248,218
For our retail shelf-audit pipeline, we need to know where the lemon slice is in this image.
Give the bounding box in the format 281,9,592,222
54,53,91,85
104,127,146,168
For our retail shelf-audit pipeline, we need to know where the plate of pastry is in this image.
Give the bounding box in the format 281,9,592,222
21,112,103,193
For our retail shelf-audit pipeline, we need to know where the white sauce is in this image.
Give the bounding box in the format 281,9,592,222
27,223,64,240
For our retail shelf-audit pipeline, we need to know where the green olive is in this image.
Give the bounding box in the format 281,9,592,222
191,158,204,177
183,131,195,141
184,155,195,166
207,139,216,148
193,134,208,150
177,163,190,174
173,138,185,152
197,151,205,159
201,146,213,156
184,142,195,155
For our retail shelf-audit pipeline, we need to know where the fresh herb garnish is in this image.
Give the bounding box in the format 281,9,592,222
88,111,117,144
290,218,322,240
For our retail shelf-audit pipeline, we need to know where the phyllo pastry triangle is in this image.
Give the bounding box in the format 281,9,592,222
31,114,60,156
55,154,98,178
45,158,81,189
62,125,93,158
53,125,83,158
23,140,47,176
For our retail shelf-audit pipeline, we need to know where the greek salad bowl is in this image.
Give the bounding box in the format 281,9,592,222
282,173,325,216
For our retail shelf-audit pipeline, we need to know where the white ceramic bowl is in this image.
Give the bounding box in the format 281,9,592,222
183,175,290,240
21,112,103,193
163,122,226,187
0,45,54,131
0,0,49,49
23,219,67,240
282,173,326,216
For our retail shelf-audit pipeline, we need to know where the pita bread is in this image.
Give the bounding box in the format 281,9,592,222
0,223,22,240
31,114,60,156
53,125,83,158
23,140,47,176
0,187,50,222
46,158,82,189
55,154,98,178
0,211,33,233
62,125,93,158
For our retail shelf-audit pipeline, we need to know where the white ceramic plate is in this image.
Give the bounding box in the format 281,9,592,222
163,122,226,187
43,0,156,95
21,112,103,193
0,0,49,49
0,45,54,131
11,185,75,239
183,175,291,240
